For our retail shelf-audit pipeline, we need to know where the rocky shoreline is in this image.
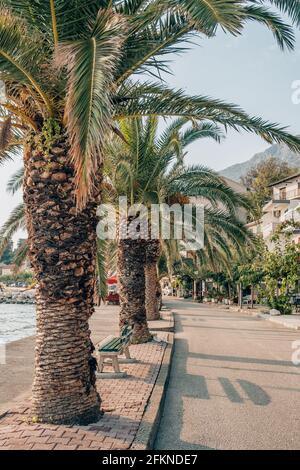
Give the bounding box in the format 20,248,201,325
0,289,35,305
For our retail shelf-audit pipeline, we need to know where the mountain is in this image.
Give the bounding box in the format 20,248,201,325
219,143,300,182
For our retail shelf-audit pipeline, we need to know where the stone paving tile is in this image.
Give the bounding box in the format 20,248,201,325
0,338,167,450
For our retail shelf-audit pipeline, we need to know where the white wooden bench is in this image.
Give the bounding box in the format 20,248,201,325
96,325,136,378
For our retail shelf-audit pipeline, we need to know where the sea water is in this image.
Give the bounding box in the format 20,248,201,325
0,303,36,345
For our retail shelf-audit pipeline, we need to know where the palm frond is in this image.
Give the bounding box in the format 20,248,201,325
116,9,194,82
0,202,25,257
179,122,224,147
175,0,244,36
168,165,247,214
243,5,294,50
7,166,24,194
0,1,105,42
55,9,126,208
204,207,254,248
115,81,300,152
0,9,53,113
175,0,298,49
13,238,28,268
115,0,146,15
0,115,11,150
256,0,300,26
0,142,22,165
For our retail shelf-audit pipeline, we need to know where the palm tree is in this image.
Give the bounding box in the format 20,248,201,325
1,0,300,424
103,116,253,336
161,205,257,302
145,239,162,321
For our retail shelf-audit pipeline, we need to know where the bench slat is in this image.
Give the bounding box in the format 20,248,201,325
100,345,122,353
99,337,122,352
100,339,121,350
98,335,116,349
98,326,133,354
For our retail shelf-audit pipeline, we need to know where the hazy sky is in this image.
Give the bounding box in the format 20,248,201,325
1,22,300,244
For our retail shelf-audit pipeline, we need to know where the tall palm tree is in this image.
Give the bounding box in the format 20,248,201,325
103,116,252,336
160,204,258,302
1,0,300,424
145,239,162,321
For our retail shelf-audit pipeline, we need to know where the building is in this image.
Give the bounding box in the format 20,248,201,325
221,176,249,223
0,264,15,276
247,172,300,248
0,261,32,276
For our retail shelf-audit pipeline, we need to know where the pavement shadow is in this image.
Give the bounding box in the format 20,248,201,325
155,331,272,450
176,337,271,406
190,351,294,368
154,336,215,450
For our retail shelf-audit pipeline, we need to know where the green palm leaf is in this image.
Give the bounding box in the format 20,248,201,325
115,81,300,152
256,1,300,26
7,166,24,194
168,164,247,214
0,143,21,165
55,9,126,207
0,9,53,112
0,202,25,257
13,238,28,268
243,5,294,50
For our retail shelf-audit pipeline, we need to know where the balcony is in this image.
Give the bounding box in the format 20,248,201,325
283,205,300,222
276,188,300,201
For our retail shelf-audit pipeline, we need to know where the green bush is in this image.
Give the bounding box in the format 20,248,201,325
268,294,292,315
0,272,33,285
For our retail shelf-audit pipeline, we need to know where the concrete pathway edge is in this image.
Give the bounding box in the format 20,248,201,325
237,308,300,331
214,304,300,331
131,312,175,450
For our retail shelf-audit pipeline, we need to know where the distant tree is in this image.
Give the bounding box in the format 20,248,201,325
259,223,300,314
242,157,299,221
0,238,13,264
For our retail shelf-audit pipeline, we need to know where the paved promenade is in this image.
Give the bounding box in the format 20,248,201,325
0,306,170,450
0,304,120,412
155,299,300,450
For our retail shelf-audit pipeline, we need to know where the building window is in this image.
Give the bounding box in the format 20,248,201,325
279,188,286,200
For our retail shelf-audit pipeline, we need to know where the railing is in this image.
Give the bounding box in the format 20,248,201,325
287,189,300,199
276,189,300,200
283,209,300,222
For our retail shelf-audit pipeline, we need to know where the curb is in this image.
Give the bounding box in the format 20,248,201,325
233,307,300,331
258,314,300,331
130,311,175,450
211,306,300,331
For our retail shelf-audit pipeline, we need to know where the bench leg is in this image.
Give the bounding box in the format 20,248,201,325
112,356,120,373
124,346,131,359
118,346,138,363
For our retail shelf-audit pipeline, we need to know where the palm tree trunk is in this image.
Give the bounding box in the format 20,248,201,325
23,139,101,425
145,240,161,321
238,282,243,308
145,262,160,320
193,280,197,301
118,239,152,343
251,285,254,309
